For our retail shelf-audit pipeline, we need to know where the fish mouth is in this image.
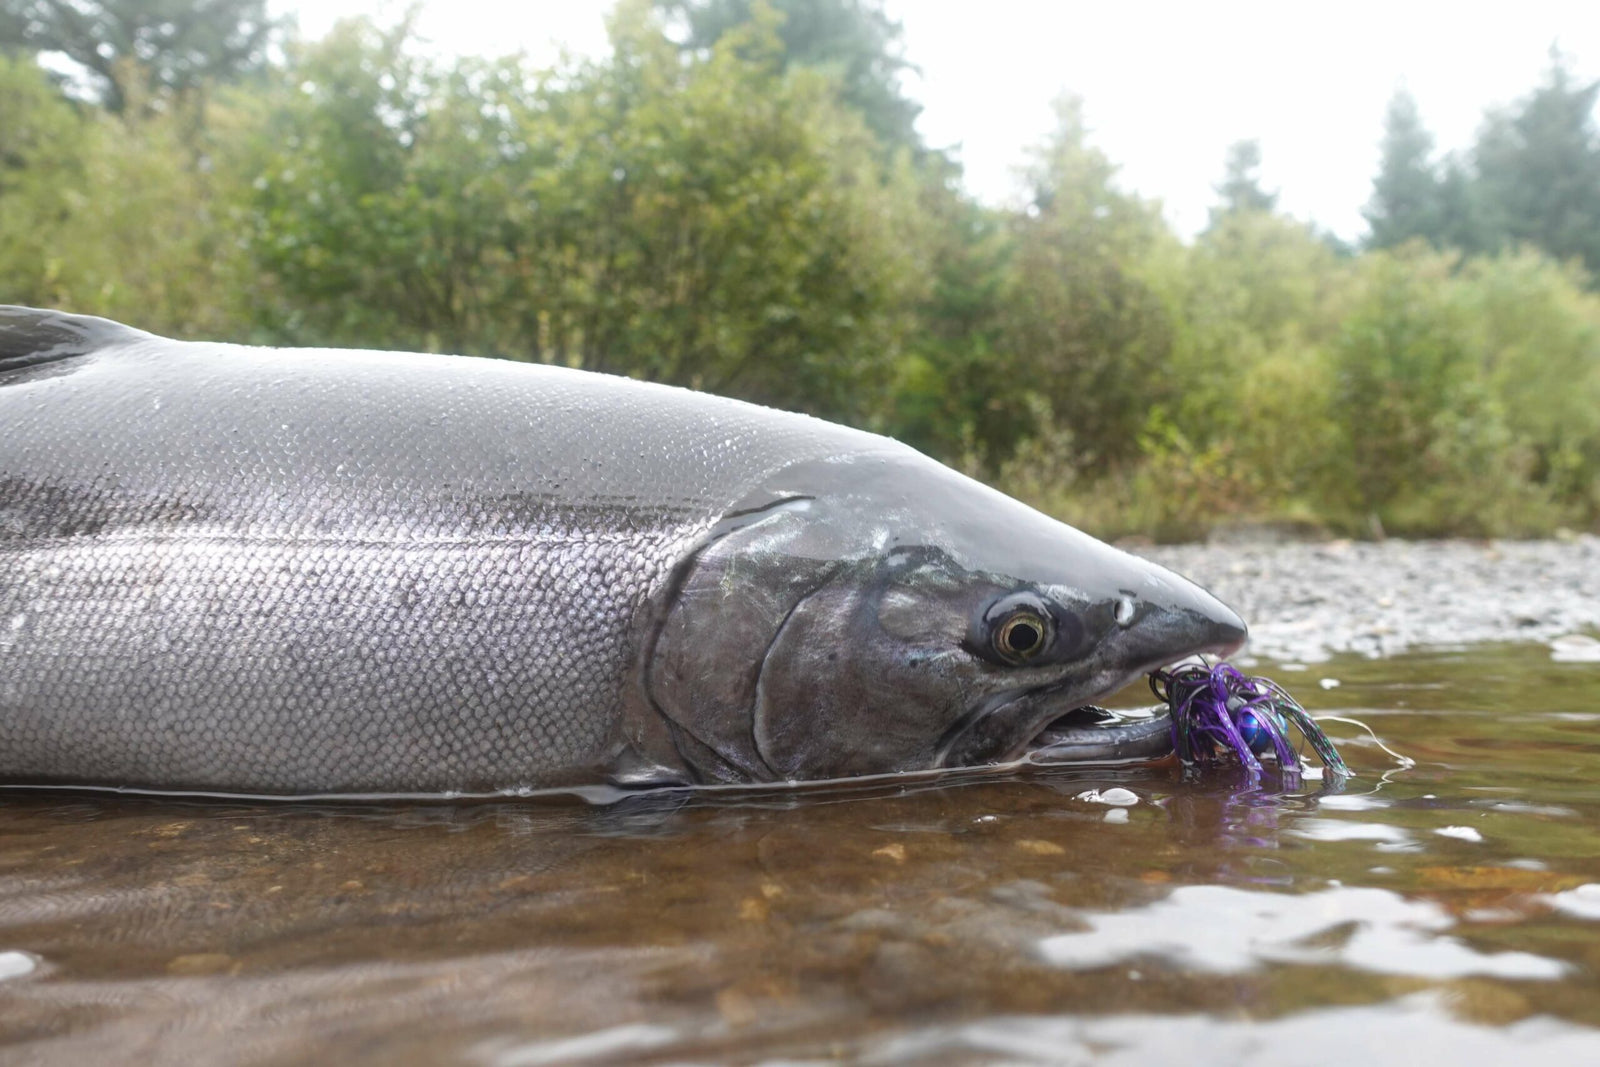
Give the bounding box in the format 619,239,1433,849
1022,703,1175,763
936,664,1179,769
938,634,1244,770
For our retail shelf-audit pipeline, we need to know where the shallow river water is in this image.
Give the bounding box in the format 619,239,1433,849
2,644,1599,1065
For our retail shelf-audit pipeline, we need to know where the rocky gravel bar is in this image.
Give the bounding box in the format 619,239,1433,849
1135,535,1600,664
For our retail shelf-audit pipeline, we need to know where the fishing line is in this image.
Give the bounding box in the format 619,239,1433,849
1311,714,1416,770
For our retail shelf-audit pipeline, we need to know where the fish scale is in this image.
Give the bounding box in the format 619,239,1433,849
0,308,898,794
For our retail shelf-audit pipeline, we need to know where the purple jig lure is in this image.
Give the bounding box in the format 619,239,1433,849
1150,662,1349,785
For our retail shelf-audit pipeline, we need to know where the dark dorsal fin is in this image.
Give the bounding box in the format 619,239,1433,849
0,306,152,374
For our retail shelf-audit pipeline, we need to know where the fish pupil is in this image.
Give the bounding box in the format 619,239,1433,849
1007,621,1040,653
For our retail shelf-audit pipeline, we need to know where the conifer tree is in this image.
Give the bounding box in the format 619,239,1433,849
657,0,922,152
1473,50,1600,277
1365,90,1445,249
1208,139,1276,229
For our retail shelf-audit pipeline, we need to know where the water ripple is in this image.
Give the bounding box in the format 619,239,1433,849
1037,884,1567,979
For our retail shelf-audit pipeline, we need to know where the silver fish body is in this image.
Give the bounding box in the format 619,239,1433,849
1,307,1245,796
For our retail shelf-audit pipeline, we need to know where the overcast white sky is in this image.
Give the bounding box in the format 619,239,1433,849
277,1,1600,241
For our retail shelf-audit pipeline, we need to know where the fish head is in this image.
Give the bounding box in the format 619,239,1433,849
646,452,1245,782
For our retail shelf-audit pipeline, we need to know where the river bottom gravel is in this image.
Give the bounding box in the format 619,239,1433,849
1138,535,1600,663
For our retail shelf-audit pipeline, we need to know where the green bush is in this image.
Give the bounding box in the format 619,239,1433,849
0,56,250,336
242,5,925,424
3,10,1599,542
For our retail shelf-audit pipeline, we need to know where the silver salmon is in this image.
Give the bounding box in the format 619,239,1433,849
0,307,1244,796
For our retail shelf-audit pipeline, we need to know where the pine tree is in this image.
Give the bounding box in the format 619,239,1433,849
1365,90,1445,249
1473,50,1600,277
1208,139,1276,229
657,0,922,153
1433,157,1485,253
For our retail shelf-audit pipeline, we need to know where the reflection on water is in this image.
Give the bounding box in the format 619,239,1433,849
2,645,1600,1065
1037,884,1565,978
865,995,1600,1065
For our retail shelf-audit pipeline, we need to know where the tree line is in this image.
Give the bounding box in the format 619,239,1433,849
3,0,1599,540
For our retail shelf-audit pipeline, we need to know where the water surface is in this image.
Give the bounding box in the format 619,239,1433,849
2,645,1599,1064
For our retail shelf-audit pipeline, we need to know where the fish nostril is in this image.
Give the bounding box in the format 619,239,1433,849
1114,596,1136,627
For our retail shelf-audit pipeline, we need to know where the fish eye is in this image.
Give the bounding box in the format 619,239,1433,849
995,610,1050,664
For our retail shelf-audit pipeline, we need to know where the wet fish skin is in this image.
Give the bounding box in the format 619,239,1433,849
0,307,1245,796
0,307,903,794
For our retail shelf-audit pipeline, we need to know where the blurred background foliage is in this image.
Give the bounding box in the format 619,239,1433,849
3,0,1600,541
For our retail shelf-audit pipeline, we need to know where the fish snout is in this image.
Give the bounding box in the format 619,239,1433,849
1118,559,1248,665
